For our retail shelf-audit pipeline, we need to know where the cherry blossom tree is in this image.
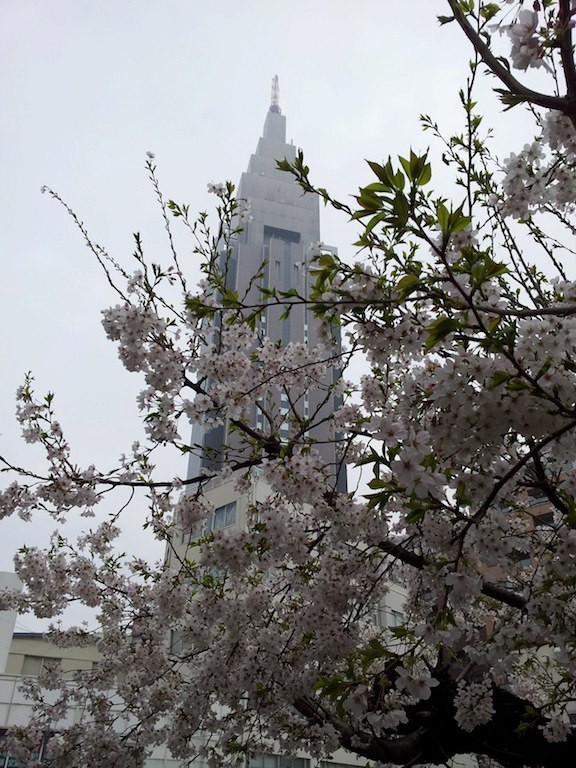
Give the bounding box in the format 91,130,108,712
4,3,576,767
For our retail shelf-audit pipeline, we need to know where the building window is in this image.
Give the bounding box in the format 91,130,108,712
190,503,238,540
373,606,404,629
206,502,237,533
388,609,404,626
170,630,184,655
322,763,358,768
527,492,548,507
0,728,51,765
258,311,268,336
263,225,300,244
250,755,309,768
21,655,60,676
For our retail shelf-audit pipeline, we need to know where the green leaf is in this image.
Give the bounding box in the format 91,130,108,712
364,182,392,193
425,316,461,350
361,638,389,667
454,481,469,504
364,212,387,235
436,202,450,233
184,295,216,319
392,192,410,228
406,507,426,524
490,370,511,388
396,274,419,295
507,378,530,392
356,189,383,212
317,253,337,268
314,674,347,699
398,150,430,187
393,170,406,190
366,160,394,188
450,211,472,233
389,626,411,639
368,477,390,490
416,162,432,186
484,259,509,279
220,287,240,309
495,89,528,110
399,154,412,180
480,3,500,21
436,202,471,237
487,316,501,335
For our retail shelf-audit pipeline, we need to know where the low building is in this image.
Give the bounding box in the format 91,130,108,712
0,573,375,768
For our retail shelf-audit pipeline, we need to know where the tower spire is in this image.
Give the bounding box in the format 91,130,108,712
270,74,281,114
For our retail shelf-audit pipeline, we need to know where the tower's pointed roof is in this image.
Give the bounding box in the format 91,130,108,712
270,74,281,114
262,75,285,144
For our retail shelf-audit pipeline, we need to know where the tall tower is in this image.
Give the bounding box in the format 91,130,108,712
187,77,346,506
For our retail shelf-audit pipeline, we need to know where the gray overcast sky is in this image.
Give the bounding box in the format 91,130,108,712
0,1,534,627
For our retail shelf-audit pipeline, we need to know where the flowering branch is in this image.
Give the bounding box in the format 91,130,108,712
446,0,575,114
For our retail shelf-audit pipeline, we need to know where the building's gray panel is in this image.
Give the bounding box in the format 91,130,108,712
190,94,346,492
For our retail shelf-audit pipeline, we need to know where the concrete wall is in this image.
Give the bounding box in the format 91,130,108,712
5,634,100,677
0,573,21,675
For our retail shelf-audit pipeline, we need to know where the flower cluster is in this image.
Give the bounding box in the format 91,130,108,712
504,9,543,70
394,666,439,701
454,677,495,732
101,303,184,392
207,181,226,196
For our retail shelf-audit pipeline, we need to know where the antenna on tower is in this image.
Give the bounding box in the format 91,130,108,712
270,75,281,114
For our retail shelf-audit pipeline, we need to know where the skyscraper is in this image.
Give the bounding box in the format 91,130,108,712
165,84,406,768
187,77,346,493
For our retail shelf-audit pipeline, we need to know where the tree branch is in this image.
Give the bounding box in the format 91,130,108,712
377,539,526,610
559,0,576,103
446,0,574,113
297,670,576,768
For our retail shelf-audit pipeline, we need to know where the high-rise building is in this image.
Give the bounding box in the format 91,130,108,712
188,76,346,493
165,80,373,768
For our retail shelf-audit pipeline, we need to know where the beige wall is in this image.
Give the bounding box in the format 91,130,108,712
5,634,100,677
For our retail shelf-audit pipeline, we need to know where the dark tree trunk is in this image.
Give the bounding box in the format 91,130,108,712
296,674,575,768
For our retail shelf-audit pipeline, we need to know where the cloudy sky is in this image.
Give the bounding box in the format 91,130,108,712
1,1,536,628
